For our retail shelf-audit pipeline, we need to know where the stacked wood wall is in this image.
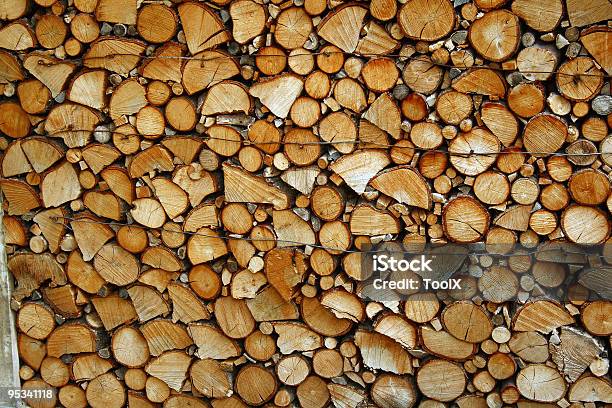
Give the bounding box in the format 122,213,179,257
0,0,611,407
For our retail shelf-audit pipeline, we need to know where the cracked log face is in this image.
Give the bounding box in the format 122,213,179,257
1,0,612,407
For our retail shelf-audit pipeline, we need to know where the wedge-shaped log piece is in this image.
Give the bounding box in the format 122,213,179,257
131,198,166,228
329,149,390,195
265,248,307,300
145,351,191,391
223,163,290,209
0,101,29,138
184,203,218,232
41,284,80,318
355,330,412,374
178,2,230,54
317,4,367,53
215,296,255,339
82,144,121,174
328,383,366,408
72,354,113,381
128,285,170,322
142,246,181,272
335,78,366,113
24,53,75,97
68,70,107,110
0,50,24,83
280,166,319,195
0,146,29,177
512,300,574,333
129,145,174,178
566,0,612,27
569,376,612,403
187,227,227,264
370,166,431,209
274,322,322,354
581,27,612,75
300,296,353,337
140,42,183,83
140,320,193,356
152,178,189,219
420,326,477,360
0,22,36,50
273,210,315,247
480,102,519,147
139,269,179,293
190,359,232,398
70,213,114,261
550,327,603,382
3,216,27,247
173,164,218,207
33,207,66,253
67,251,106,295
249,74,303,118
511,0,563,32
168,282,210,323
202,80,251,115
21,137,63,173
109,78,147,121
362,93,401,139
18,334,46,371
247,286,299,322
494,205,531,231
41,162,80,208
47,323,96,357
161,136,202,164
452,68,506,97
231,269,265,299
321,289,365,322
373,314,417,349
84,37,145,75
0,180,41,216
45,103,100,148
356,22,400,55
100,166,136,204
91,294,137,330
188,324,240,359
96,0,137,24
182,51,239,95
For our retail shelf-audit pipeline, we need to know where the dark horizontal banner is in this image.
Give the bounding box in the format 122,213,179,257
357,241,611,303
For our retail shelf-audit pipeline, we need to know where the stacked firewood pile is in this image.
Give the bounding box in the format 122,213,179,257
1,0,611,406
